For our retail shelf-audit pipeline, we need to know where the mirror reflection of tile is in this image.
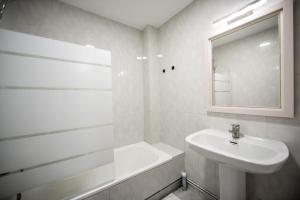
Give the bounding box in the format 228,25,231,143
212,15,280,108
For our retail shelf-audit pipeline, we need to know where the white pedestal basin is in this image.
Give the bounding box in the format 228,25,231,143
185,129,289,200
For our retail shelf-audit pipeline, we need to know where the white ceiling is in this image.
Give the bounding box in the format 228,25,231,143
60,0,194,30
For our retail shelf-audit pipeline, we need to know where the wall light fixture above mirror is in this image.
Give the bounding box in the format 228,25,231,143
208,0,294,118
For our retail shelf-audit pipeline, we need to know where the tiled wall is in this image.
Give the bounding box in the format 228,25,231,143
158,0,300,199
143,26,162,143
0,0,144,147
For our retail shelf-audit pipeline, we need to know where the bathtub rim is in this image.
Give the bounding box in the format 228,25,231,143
67,142,173,200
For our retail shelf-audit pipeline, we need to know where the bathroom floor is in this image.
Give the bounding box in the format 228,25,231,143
161,186,215,200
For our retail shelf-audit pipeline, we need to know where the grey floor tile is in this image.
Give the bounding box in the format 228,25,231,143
162,186,215,200
162,193,181,200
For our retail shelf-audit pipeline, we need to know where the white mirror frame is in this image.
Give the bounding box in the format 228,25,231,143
208,0,294,118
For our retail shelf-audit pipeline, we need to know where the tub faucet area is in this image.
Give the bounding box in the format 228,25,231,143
229,124,240,139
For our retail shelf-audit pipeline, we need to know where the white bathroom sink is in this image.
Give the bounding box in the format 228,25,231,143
185,129,289,174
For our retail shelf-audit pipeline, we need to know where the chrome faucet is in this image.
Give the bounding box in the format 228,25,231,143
229,124,240,139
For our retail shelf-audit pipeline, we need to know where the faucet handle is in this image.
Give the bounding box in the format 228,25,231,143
230,124,241,139
231,124,240,129
230,124,240,132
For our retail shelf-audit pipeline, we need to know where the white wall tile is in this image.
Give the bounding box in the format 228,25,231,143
143,26,161,144
158,0,300,199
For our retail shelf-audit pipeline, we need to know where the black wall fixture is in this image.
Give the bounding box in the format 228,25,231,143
162,66,175,73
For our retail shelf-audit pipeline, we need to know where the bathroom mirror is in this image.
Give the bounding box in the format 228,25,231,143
208,0,293,118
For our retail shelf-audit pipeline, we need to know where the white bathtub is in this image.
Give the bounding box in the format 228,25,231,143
114,142,171,180
17,142,173,200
